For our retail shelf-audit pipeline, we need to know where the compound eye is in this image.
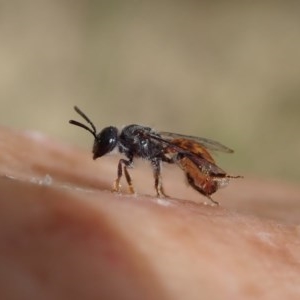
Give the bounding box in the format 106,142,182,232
93,126,118,159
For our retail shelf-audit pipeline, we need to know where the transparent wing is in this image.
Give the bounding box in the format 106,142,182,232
159,131,234,153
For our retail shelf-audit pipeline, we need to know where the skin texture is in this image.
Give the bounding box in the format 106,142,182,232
0,126,300,300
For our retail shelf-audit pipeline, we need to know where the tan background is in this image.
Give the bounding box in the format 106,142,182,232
0,1,300,182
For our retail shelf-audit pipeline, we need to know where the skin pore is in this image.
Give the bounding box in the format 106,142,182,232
0,127,300,300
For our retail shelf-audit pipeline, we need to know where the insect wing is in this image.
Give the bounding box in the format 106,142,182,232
184,153,227,177
159,131,234,153
164,138,215,163
145,132,216,163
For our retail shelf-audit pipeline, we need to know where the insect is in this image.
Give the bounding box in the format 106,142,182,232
69,106,242,205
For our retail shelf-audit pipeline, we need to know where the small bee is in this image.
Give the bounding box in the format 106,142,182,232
69,106,242,205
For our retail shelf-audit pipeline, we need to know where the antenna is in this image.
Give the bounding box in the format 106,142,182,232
69,106,97,138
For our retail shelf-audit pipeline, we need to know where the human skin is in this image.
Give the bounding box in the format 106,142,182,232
0,126,300,300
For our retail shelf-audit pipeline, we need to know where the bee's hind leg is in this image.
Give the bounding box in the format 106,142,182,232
206,195,219,206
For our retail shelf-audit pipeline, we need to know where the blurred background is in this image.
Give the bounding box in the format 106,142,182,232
0,0,300,183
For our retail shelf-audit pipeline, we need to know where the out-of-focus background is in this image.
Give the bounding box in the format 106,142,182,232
0,1,299,182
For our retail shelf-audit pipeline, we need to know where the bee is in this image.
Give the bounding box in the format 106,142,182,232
69,106,242,205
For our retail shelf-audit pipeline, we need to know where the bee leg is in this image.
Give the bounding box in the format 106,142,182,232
206,195,219,206
227,175,243,179
152,158,168,198
186,173,219,206
123,164,135,194
113,160,123,193
113,158,134,193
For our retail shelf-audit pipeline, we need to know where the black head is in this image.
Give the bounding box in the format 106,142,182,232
69,106,118,160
